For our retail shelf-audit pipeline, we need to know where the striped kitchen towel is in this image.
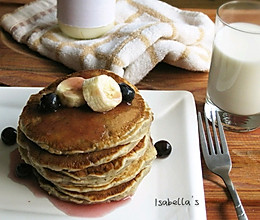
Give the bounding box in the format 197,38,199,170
1,0,214,84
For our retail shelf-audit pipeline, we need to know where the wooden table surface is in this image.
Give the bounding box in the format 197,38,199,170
1,0,259,219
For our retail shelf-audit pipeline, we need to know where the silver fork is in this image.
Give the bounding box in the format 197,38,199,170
198,111,248,220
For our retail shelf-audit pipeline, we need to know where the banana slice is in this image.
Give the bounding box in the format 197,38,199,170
56,77,85,107
82,75,122,112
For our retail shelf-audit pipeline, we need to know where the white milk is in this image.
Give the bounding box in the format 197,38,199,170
207,22,260,115
57,0,115,39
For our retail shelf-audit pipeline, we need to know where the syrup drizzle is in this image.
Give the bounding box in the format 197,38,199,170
9,148,130,218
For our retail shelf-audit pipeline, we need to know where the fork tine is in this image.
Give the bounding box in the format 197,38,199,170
197,112,210,156
216,111,229,155
211,111,222,154
203,111,215,155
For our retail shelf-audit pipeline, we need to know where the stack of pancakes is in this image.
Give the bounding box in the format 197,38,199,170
17,69,156,204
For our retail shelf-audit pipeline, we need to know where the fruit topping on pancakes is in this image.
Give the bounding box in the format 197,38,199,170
82,75,122,112
56,77,85,108
53,74,136,112
119,83,135,104
39,93,61,112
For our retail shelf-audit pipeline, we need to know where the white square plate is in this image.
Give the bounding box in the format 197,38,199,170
0,88,206,220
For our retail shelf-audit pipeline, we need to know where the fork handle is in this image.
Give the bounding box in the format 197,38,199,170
222,174,248,220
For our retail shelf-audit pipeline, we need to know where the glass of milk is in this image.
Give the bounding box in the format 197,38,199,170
205,1,260,132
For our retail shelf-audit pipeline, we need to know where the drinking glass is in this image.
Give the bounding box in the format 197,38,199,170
204,1,260,132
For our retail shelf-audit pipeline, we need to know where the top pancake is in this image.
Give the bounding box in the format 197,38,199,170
18,69,152,154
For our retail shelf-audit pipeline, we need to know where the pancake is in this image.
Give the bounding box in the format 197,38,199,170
17,69,156,204
19,134,150,184
35,166,151,204
19,135,155,188
55,143,156,192
17,128,141,171
19,69,153,155
60,135,149,179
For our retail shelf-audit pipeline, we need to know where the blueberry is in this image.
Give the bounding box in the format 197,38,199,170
154,140,172,158
1,127,17,145
40,93,61,112
119,83,135,103
16,163,32,178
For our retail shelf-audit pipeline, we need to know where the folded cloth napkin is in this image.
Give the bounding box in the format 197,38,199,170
1,0,214,84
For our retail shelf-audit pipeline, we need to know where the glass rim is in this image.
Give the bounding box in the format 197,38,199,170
217,0,260,34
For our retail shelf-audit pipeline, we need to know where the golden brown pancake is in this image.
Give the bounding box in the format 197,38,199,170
56,144,156,192
17,128,141,171
19,135,156,188
35,166,151,204
19,69,152,154
17,69,156,204
19,134,150,183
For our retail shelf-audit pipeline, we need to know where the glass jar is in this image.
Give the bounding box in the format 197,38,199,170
57,0,115,39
